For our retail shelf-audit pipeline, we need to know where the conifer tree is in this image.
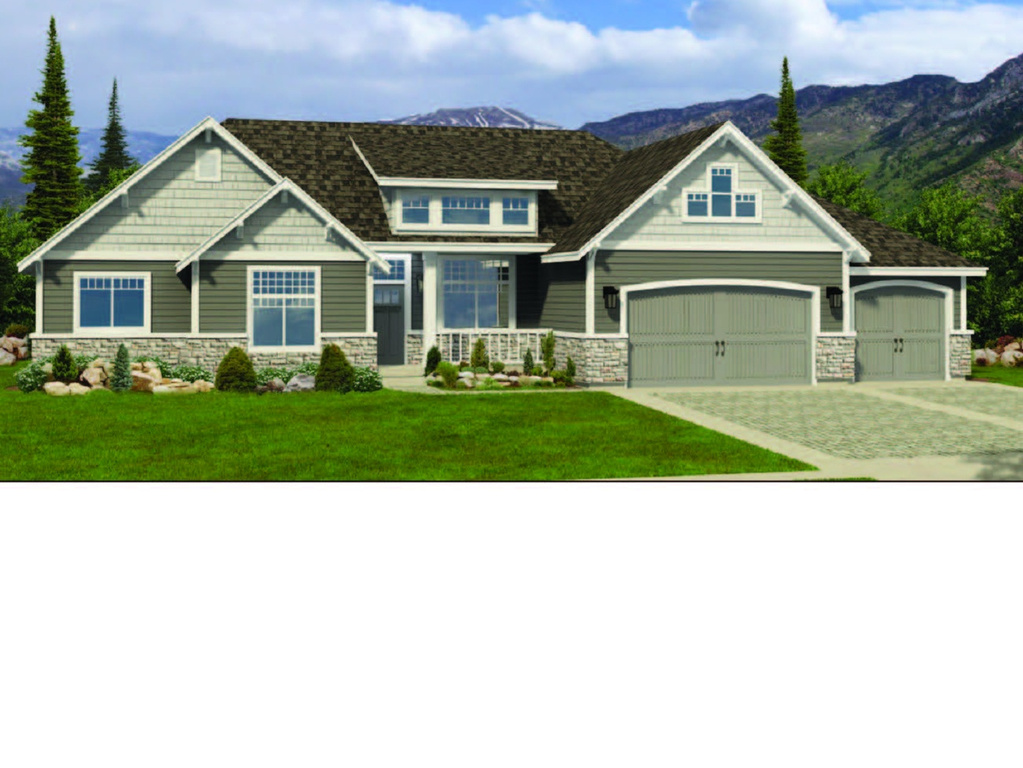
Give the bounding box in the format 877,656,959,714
19,17,83,241
763,57,808,186
87,79,137,194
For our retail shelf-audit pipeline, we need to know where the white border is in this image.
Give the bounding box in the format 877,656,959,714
72,271,152,336
35,262,43,334
850,267,987,277
601,239,842,253
245,265,322,354
393,189,536,236
850,279,953,381
435,254,516,332
371,253,413,364
680,163,763,224
372,242,555,254
961,275,967,331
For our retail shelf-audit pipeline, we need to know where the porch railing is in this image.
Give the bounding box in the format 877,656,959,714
437,330,546,364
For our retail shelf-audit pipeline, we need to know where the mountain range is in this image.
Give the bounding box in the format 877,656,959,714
382,106,561,130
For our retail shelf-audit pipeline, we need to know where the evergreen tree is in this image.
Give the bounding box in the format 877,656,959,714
19,17,83,242
763,57,808,186
806,162,884,220
86,79,137,194
0,205,39,330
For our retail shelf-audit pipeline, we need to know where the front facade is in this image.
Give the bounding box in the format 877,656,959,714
20,117,985,386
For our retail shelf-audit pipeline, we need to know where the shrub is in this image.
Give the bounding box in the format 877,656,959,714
315,344,355,392
3,323,30,339
111,344,133,392
454,378,469,390
425,345,442,376
477,377,503,390
293,361,320,377
470,338,489,371
437,361,459,388
491,360,505,374
132,355,171,378
52,345,78,383
522,348,534,376
532,366,543,376
540,330,556,375
458,360,469,371
170,364,213,383
15,361,48,393
351,367,383,392
255,367,293,386
552,369,570,385
985,339,997,349
565,356,576,384
215,347,256,392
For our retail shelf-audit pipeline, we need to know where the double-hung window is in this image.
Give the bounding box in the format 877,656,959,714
74,273,150,334
442,259,509,329
249,268,318,349
442,196,490,225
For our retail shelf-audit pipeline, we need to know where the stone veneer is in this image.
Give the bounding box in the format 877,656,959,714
405,332,424,366
949,332,972,379
30,335,378,371
816,335,856,382
556,335,629,385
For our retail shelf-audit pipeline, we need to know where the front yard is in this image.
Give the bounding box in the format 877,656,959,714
1,361,813,480
969,362,1023,387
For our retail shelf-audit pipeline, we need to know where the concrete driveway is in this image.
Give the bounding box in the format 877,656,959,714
614,380,1023,480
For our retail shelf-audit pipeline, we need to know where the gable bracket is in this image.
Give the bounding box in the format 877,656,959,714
120,190,129,210
235,223,244,240
780,190,795,208
282,190,289,205
204,127,212,143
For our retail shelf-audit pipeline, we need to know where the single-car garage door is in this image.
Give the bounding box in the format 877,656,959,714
628,285,813,387
854,285,945,381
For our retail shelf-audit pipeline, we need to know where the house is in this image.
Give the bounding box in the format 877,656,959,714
18,117,986,386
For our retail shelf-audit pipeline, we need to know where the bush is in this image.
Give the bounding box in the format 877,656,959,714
491,360,505,374
215,347,257,392
3,323,30,338
454,379,469,390
552,369,570,385
532,366,543,376
315,344,355,392
477,377,503,390
540,330,556,375
985,339,997,349
111,343,133,392
15,361,48,393
255,367,293,386
293,361,320,377
351,367,383,392
52,345,78,383
458,360,469,371
425,345,442,376
437,361,459,388
132,355,171,378
522,348,534,376
170,364,213,383
565,356,576,384
470,338,489,371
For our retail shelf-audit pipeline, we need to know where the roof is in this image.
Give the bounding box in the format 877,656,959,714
220,119,622,244
812,195,974,268
549,122,725,254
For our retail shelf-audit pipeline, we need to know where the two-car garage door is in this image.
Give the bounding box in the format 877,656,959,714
628,285,813,387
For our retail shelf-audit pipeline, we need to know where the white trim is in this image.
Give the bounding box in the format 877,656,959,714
618,278,821,386
376,177,558,190
422,252,438,352
18,116,283,273
191,262,200,333
850,266,988,277
554,331,628,339
681,162,763,224
72,271,152,336
245,265,322,354
204,252,364,263
508,257,518,330
369,241,555,254
541,251,585,263
348,137,380,184
45,251,185,261
960,275,967,331
35,262,43,334
592,239,843,253
436,254,516,332
585,249,595,335
842,252,851,333
393,189,536,236
850,279,953,382
818,331,857,338
371,254,413,364
366,263,374,336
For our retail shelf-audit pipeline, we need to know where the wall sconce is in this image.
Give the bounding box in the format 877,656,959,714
826,286,843,310
603,286,620,310
416,275,424,293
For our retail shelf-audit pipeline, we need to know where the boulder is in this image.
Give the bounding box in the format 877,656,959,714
1007,341,1021,352
87,358,106,369
130,362,143,371
1001,350,1023,367
153,383,196,395
169,378,184,384
68,383,91,396
79,367,107,388
43,381,69,396
284,373,316,392
1,336,22,354
458,370,475,378
975,348,999,366
192,380,214,393
0,349,14,366
268,378,286,392
492,373,509,381
131,371,156,392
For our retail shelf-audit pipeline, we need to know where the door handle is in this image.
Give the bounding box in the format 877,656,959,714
714,340,720,356
899,338,904,353
721,340,726,356
894,337,899,353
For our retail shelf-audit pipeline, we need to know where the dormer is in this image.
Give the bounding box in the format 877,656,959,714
382,180,555,235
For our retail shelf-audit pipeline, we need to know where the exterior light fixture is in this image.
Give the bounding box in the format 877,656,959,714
826,286,843,310
603,286,620,310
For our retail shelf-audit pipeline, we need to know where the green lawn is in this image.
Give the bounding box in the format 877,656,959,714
0,361,813,480
969,363,1023,387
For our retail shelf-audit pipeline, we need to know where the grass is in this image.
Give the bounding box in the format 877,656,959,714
968,363,1023,387
0,361,814,481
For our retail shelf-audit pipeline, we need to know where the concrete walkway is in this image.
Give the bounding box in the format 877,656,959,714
379,364,444,393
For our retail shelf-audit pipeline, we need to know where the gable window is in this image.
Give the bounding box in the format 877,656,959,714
249,268,318,349
711,167,733,216
683,164,759,222
195,147,222,182
687,193,708,217
74,273,150,334
442,259,509,329
442,196,490,225
372,259,406,281
402,196,430,224
503,197,529,225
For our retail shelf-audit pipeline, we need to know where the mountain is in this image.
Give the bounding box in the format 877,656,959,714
383,106,562,130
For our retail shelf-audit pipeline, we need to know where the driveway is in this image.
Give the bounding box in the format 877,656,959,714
613,380,1023,480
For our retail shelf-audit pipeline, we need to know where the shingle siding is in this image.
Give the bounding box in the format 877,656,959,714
205,194,363,255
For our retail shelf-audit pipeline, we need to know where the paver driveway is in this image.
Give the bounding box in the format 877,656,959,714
657,383,1023,460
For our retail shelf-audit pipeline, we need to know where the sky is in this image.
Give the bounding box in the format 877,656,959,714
3,0,1023,135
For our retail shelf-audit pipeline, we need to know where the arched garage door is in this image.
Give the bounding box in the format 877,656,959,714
854,283,947,381
627,283,814,387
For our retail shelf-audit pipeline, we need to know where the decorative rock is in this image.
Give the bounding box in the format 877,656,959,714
130,362,143,371
169,378,185,384
68,383,91,396
153,383,196,395
269,378,286,392
975,348,999,366
458,370,475,378
131,371,157,392
42,363,53,375
492,373,509,381
1008,341,1021,352
80,367,107,388
43,381,70,396
541,377,554,383
1,336,24,354
0,349,14,366
1001,350,1023,367
192,380,214,393
87,358,107,369
284,373,316,392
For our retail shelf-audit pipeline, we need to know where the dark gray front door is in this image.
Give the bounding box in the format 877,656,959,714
855,285,944,381
374,286,405,365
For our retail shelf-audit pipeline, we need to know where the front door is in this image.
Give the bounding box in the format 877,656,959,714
374,286,405,365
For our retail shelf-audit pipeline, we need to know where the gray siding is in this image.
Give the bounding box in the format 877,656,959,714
538,259,586,333
411,254,423,330
851,275,962,331
43,260,191,334
200,260,367,334
595,250,844,333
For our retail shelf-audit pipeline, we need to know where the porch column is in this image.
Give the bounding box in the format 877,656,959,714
422,252,438,352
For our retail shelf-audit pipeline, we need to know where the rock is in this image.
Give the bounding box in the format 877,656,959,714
43,381,69,396
541,377,555,383
68,383,91,396
1001,350,1023,367
192,380,214,393
492,373,509,381
269,378,286,392
0,350,14,366
42,363,53,375
153,383,196,395
1,336,22,354
169,378,184,384
131,371,156,392
1008,341,1021,352
130,362,143,371
975,348,998,366
255,385,269,395
79,367,107,388
284,373,316,392
87,358,106,369
458,370,475,378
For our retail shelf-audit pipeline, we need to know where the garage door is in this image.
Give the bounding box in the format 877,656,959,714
855,285,945,381
628,285,813,387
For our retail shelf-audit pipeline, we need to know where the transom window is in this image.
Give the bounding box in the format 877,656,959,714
503,197,529,225
76,274,148,332
684,164,759,221
250,269,317,348
402,196,429,224
442,196,490,225
372,259,406,282
443,259,509,329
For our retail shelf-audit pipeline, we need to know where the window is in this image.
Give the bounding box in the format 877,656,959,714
442,259,509,328
683,165,759,221
736,193,757,217
503,197,529,225
195,147,221,182
442,196,490,225
75,274,149,333
250,268,317,349
711,167,732,217
687,193,708,217
372,259,406,282
402,196,429,224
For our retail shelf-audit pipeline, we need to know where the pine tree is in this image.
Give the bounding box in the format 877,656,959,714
19,17,83,242
86,79,137,194
763,57,808,186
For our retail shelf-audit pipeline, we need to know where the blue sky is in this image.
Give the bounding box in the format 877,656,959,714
2,0,1023,135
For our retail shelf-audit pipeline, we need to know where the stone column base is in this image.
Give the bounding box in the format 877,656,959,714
949,332,972,379
816,335,856,382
